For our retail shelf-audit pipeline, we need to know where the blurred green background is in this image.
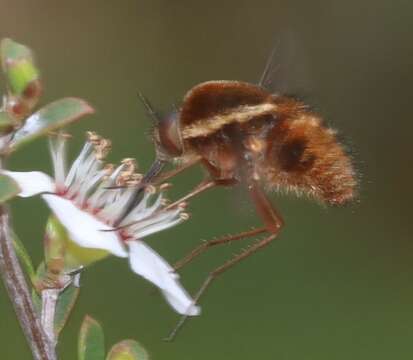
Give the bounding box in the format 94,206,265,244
1,0,413,359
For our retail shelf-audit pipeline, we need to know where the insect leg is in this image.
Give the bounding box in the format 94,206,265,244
153,156,201,185
110,179,218,231
164,181,284,341
173,227,268,271
164,179,217,210
164,233,278,342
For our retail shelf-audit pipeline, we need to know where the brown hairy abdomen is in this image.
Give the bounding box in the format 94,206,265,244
278,137,316,172
264,105,356,205
180,80,269,126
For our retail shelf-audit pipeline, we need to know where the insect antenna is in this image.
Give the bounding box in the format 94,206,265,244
137,91,161,125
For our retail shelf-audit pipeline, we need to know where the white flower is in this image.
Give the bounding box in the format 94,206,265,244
4,132,200,316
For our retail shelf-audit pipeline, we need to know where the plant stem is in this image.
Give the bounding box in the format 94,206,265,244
40,272,73,348
0,206,57,360
41,289,59,347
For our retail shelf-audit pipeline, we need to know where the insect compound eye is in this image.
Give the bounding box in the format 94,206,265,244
157,111,183,157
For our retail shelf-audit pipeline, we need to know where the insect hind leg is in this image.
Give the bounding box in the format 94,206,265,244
173,226,268,271
165,180,284,341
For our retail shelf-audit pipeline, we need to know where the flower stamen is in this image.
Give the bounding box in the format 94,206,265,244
4,130,200,315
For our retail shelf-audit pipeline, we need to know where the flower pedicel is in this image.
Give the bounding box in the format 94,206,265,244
4,131,199,316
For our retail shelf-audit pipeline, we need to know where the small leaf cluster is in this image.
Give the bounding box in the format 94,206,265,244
0,38,94,199
0,39,151,359
79,315,150,360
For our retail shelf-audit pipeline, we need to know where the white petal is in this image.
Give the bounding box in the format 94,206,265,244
48,137,67,189
128,240,200,316
3,171,55,197
42,194,128,257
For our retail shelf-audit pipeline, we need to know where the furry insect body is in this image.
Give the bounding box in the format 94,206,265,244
131,79,358,340
156,80,356,205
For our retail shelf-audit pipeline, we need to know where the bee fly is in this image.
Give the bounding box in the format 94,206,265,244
116,48,357,340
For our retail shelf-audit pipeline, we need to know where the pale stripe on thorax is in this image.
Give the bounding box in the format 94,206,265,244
182,103,277,139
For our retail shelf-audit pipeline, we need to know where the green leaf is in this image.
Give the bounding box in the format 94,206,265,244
0,38,39,96
79,315,105,360
1,38,32,66
7,59,39,96
0,174,20,203
12,231,36,283
35,261,47,280
32,261,47,292
54,284,79,336
107,340,150,360
6,97,94,153
44,216,67,266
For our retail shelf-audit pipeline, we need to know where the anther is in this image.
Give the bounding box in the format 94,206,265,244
160,183,173,191
121,158,138,170
131,173,143,182
95,138,112,160
161,198,171,206
119,158,137,179
180,212,190,221
126,175,143,187
144,184,156,195
86,131,101,144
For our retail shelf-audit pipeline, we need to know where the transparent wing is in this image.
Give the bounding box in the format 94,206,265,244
258,29,314,98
